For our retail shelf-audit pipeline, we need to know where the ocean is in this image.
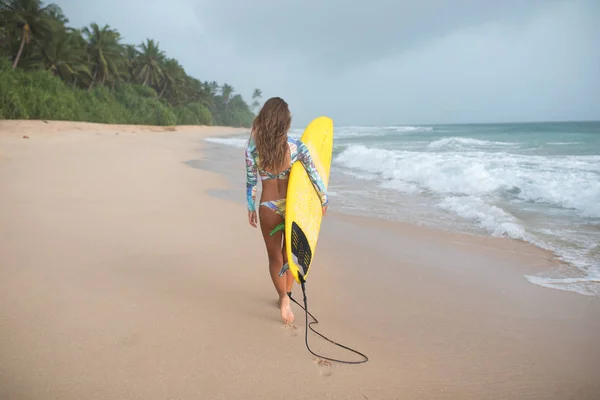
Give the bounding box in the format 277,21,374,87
204,121,600,297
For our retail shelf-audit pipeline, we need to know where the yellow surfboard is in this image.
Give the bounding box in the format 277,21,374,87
285,116,334,284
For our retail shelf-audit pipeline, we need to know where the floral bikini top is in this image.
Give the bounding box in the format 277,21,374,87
245,136,328,212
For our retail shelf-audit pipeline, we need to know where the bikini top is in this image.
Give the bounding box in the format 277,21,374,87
245,136,300,180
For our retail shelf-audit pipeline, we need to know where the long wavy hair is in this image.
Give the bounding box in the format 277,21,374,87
252,97,292,173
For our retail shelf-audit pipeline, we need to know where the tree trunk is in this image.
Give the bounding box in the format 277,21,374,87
88,68,97,91
159,83,167,98
12,33,26,69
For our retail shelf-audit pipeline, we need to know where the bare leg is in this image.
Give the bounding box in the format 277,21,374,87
282,234,294,294
259,205,294,324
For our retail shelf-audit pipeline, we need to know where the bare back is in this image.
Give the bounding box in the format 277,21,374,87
260,147,291,203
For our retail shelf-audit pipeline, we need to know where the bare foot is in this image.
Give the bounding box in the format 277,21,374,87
279,294,294,324
277,292,292,309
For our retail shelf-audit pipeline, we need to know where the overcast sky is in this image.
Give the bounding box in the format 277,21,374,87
54,0,599,127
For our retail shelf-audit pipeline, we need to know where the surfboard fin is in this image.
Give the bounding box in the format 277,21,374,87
278,262,289,277
269,222,284,237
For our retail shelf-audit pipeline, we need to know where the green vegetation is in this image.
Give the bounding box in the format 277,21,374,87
0,0,263,127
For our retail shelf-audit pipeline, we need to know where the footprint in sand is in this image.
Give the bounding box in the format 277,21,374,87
315,358,333,377
282,323,298,337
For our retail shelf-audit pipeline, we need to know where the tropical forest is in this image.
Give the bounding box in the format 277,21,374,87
0,0,261,127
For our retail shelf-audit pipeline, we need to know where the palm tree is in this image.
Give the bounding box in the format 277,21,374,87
158,58,185,101
1,0,60,69
82,22,122,89
135,38,165,87
251,88,262,111
33,26,90,86
220,83,234,103
46,4,67,26
202,80,219,97
209,81,219,95
184,77,212,108
121,44,138,83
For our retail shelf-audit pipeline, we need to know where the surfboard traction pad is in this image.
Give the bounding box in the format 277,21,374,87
291,221,312,278
275,221,311,279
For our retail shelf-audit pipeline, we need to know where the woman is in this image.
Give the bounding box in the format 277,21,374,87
245,97,329,324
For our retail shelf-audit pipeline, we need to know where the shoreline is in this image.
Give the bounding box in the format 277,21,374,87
198,132,599,299
1,120,599,399
196,136,580,297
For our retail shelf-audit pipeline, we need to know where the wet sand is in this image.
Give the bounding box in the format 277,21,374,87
1,120,599,400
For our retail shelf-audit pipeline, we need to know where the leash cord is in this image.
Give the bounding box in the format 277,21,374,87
287,279,369,365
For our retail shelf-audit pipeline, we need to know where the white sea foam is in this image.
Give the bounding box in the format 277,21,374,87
334,145,600,218
294,125,434,139
437,196,527,239
427,137,516,149
334,142,600,296
205,137,248,148
393,126,434,133
525,275,600,297
335,125,432,132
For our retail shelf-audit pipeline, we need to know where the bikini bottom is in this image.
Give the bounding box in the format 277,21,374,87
259,198,289,277
259,198,286,217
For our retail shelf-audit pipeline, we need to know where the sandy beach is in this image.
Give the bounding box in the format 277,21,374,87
1,120,599,400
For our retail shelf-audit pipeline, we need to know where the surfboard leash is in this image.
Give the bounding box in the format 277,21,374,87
287,277,369,365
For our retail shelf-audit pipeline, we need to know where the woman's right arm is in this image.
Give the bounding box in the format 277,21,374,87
296,141,329,208
245,140,258,213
